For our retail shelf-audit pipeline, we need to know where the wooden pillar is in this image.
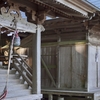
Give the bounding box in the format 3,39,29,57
87,44,89,92
57,32,61,88
32,25,41,94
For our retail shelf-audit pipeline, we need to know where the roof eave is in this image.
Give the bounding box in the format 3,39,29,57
82,0,100,12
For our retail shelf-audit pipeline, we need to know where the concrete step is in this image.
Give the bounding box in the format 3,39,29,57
6,89,31,98
0,74,20,81
5,94,42,100
0,69,16,74
0,79,24,86
0,68,42,100
0,84,28,92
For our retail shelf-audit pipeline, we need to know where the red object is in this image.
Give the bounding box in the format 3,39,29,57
0,86,7,100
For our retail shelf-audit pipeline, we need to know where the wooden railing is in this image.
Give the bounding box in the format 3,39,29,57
12,53,56,89
12,53,33,87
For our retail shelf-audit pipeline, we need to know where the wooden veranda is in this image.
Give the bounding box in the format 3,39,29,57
0,0,100,100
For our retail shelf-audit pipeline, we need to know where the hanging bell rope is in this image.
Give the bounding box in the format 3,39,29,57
0,16,21,100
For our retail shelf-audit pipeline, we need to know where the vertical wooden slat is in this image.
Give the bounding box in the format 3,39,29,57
57,44,60,88
41,46,57,87
72,45,86,89
41,44,87,90
59,46,72,88
58,44,87,90
88,45,97,91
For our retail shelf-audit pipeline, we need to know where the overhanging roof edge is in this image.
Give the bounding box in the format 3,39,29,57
82,0,100,12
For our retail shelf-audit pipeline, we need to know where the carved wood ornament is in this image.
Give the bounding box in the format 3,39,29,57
0,2,37,33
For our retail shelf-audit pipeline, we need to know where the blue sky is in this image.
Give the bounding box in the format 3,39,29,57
87,0,100,9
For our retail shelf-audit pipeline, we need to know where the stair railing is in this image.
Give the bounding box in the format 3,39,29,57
12,53,33,87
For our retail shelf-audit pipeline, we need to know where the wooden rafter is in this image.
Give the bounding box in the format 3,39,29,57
31,0,88,20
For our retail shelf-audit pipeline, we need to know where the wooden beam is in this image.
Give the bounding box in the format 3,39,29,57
44,23,85,31
33,0,86,20
21,39,87,48
0,6,37,33
41,32,86,42
42,89,93,97
42,40,87,47
42,28,86,35
0,14,36,33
